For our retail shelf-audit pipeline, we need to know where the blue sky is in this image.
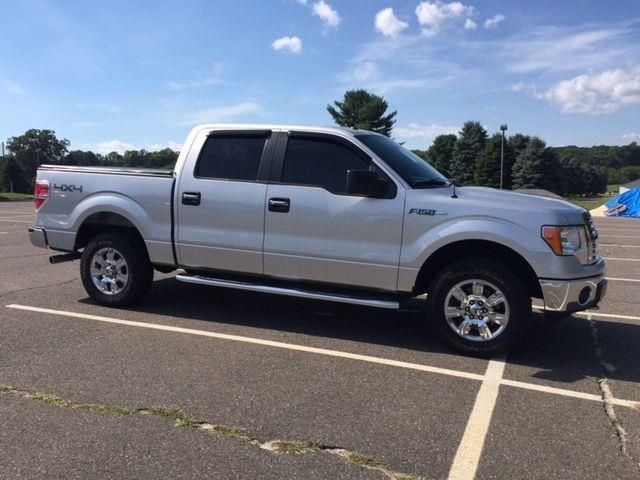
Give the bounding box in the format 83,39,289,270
1,0,639,153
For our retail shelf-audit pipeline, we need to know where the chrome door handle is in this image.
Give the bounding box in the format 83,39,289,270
268,198,290,213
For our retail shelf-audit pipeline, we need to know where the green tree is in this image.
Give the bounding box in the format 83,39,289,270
512,137,546,189
0,156,28,193
6,129,70,185
450,121,487,185
426,134,457,177
327,89,397,136
474,133,511,188
65,150,102,166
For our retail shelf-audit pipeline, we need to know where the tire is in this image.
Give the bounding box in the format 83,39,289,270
426,258,532,357
80,232,153,307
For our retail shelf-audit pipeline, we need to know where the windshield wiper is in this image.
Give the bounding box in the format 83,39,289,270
411,179,448,188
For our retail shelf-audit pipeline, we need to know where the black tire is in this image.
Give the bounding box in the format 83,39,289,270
426,258,532,357
80,232,153,307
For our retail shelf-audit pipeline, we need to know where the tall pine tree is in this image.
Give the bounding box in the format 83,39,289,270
450,121,487,185
512,137,546,189
426,134,457,177
474,133,513,188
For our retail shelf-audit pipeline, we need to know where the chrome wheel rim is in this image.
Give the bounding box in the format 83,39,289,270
444,279,510,342
90,247,129,296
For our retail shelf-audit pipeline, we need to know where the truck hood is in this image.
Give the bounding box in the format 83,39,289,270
433,186,586,225
461,187,586,223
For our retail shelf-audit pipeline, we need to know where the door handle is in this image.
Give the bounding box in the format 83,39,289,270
182,192,201,206
268,197,290,213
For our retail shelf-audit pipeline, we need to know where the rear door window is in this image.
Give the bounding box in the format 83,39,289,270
196,136,267,181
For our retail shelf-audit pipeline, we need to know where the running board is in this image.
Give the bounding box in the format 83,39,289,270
175,274,400,309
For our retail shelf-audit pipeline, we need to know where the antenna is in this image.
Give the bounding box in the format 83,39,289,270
450,178,458,199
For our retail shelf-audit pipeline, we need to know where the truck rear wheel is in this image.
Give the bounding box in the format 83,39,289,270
80,232,153,307
427,258,532,356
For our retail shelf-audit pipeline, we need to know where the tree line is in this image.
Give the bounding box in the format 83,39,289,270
2,89,639,196
412,121,610,196
0,129,178,193
328,90,639,196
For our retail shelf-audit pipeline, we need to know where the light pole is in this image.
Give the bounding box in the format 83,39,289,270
500,123,508,189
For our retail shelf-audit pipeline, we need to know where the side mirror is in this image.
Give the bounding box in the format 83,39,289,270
346,169,389,198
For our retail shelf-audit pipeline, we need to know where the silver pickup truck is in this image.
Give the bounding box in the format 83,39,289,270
28,124,607,355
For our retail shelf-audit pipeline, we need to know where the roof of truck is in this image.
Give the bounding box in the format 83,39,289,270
193,123,380,137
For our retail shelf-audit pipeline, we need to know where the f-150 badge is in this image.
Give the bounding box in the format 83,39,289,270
409,208,447,216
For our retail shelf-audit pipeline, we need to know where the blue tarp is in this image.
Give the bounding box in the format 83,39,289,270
605,188,640,218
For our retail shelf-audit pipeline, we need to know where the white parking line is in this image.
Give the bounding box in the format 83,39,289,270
576,311,640,322
597,229,640,233
603,257,640,262
606,277,640,283
599,235,640,239
448,359,505,480
5,304,639,411
600,244,640,248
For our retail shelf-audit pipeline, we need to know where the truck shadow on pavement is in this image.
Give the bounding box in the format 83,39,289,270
92,277,640,387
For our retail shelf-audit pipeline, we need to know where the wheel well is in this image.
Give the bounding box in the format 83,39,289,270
413,240,542,298
75,212,146,252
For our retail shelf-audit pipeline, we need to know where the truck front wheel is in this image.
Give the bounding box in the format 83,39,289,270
427,258,532,356
80,232,153,307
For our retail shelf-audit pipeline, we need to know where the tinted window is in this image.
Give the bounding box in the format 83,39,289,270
282,137,370,194
196,136,266,181
355,134,448,189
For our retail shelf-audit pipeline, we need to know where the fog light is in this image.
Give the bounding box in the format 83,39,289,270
579,287,591,305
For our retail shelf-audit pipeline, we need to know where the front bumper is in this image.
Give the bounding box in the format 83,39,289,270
539,274,607,313
28,227,48,249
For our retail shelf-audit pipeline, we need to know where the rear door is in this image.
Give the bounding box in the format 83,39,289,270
263,132,405,291
176,130,275,274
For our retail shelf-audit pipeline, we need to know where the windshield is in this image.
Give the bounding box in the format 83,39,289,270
355,134,449,188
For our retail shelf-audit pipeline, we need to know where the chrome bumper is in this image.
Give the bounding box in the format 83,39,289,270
539,274,607,313
28,227,48,249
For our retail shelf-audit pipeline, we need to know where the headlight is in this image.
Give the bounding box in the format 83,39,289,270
542,226,582,255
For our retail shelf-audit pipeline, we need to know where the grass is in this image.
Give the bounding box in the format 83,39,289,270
149,407,200,428
0,192,32,201
345,451,383,469
270,440,318,454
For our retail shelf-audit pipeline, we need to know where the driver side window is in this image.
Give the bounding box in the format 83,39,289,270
281,137,370,195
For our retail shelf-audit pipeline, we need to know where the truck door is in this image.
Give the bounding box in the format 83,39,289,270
263,132,405,291
176,130,274,274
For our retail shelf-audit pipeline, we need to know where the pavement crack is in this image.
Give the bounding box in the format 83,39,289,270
588,315,639,470
0,383,423,480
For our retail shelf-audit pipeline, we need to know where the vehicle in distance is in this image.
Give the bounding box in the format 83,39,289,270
29,124,607,355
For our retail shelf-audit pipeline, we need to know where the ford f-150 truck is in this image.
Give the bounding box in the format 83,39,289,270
28,124,607,355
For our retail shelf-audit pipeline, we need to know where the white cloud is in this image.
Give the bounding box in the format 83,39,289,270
464,18,477,30
415,1,474,37
167,140,182,152
296,0,308,4
484,14,506,29
93,140,138,155
91,140,182,154
513,67,640,115
375,8,409,38
271,36,303,54
396,123,459,148
167,64,224,90
175,101,263,126
622,133,640,142
312,0,341,29
494,24,640,74
0,77,25,94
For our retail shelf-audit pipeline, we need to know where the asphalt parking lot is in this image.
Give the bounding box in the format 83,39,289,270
1,202,639,480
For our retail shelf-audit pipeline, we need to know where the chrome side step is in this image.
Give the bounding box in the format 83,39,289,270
175,274,400,309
